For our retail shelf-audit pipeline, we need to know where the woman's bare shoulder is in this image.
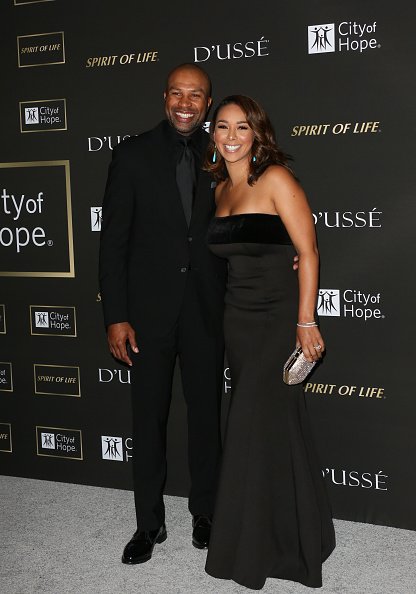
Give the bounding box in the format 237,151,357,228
260,166,306,211
261,165,297,189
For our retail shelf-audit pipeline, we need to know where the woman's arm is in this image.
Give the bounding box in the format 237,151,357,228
265,166,324,362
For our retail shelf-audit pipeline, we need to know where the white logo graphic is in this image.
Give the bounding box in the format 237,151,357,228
318,288,384,320
224,367,232,394
323,467,388,490
35,311,50,327
312,208,382,228
308,21,379,55
41,432,55,449
308,24,335,54
90,206,102,231
101,436,123,461
194,36,269,63
88,135,131,152
25,107,40,124
98,368,130,384
317,289,340,316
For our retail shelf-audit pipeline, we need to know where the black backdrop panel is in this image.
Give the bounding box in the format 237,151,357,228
1,0,415,531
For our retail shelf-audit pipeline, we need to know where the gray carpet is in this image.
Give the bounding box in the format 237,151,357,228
1,476,415,594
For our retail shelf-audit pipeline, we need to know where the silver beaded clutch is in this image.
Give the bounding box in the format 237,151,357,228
283,346,316,385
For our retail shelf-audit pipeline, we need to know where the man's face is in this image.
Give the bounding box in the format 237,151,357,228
164,67,212,136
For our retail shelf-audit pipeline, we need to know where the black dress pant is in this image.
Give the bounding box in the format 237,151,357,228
130,279,224,530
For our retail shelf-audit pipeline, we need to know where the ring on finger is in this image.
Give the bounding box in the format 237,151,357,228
313,344,322,350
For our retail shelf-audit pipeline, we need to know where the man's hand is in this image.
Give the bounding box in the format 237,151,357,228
107,322,139,366
293,255,299,271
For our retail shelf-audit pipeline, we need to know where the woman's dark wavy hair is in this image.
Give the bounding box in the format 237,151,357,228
203,95,293,186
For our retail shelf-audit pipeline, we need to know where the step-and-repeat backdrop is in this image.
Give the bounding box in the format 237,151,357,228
1,0,415,531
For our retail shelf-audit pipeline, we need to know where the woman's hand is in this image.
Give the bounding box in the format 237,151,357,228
296,326,325,362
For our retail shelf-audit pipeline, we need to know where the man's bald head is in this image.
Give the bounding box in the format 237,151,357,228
165,63,212,98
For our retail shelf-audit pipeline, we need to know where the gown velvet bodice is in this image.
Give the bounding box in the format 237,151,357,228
207,213,292,245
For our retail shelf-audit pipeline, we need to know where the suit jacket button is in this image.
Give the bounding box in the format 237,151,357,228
187,236,193,242
180,267,187,273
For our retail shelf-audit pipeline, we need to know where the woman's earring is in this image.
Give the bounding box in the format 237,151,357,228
252,155,257,162
212,146,217,164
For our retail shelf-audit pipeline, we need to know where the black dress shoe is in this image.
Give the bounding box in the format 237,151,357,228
192,515,212,549
122,524,167,564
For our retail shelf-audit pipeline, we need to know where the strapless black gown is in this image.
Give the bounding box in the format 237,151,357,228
206,214,335,590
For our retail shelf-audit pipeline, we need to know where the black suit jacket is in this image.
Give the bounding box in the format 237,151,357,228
99,120,226,338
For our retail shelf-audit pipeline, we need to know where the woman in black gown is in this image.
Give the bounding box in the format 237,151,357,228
204,96,335,590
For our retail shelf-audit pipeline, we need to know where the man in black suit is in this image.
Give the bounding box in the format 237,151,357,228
99,64,227,564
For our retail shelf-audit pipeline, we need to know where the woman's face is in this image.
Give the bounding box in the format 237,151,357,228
213,103,255,165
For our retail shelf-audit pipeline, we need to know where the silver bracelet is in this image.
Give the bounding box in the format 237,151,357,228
297,322,318,328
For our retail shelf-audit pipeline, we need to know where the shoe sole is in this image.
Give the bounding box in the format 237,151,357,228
192,539,209,550
122,529,167,564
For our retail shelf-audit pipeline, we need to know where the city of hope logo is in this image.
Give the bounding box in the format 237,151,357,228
317,289,340,316
308,21,380,55
90,207,102,231
317,288,385,321
0,362,13,392
30,306,77,336
101,436,123,461
101,435,133,462
25,107,39,124
41,432,55,449
36,426,83,459
35,311,49,327
20,99,67,133
0,161,74,278
308,24,335,54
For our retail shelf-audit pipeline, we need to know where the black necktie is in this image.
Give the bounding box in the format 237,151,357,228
176,138,195,226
